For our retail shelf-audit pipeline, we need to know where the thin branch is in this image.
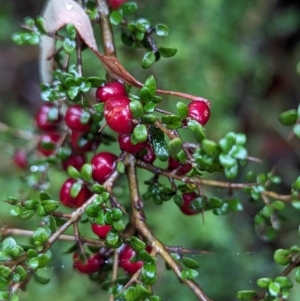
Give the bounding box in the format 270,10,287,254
97,0,116,57
126,154,212,301
0,122,35,140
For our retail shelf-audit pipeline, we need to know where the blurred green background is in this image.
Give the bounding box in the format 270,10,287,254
1,0,300,300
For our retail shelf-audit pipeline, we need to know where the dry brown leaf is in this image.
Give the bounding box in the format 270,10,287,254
40,0,210,105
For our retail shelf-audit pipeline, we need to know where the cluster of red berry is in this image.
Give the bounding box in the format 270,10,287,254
74,224,149,274
13,80,210,273
13,80,210,216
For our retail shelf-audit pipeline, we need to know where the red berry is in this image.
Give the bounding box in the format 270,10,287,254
137,144,156,164
73,252,104,274
104,96,134,134
168,156,192,175
62,153,86,171
187,101,210,126
119,245,143,274
65,105,91,131
13,149,28,169
180,192,199,215
96,81,127,103
37,133,60,156
118,134,147,154
107,0,127,10
91,224,111,239
35,104,61,131
91,152,118,183
60,178,92,208
71,131,99,152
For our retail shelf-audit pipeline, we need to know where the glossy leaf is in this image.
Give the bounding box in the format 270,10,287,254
130,100,144,118
142,51,156,69
236,290,257,301
278,109,297,125
155,24,169,36
181,268,198,280
149,126,169,162
110,10,123,26
159,47,177,58
182,257,200,269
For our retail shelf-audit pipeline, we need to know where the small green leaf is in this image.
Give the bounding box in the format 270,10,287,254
24,199,39,210
167,138,183,155
295,267,300,283
144,75,156,95
176,102,188,119
293,124,300,138
136,283,152,298
188,120,206,142
292,176,300,190
224,162,238,179
128,237,146,252
140,86,154,103
110,10,123,25
136,18,151,33
219,153,236,168
92,184,105,194
34,273,51,284
70,182,82,198
256,277,272,288
120,2,138,15
80,163,93,181
41,200,59,213
0,266,12,278
182,257,200,269
105,231,121,248
32,228,49,246
67,166,81,179
181,268,198,280
155,24,169,36
130,100,144,118
35,16,46,34
162,115,182,129
149,126,169,162
279,109,298,126
3,237,17,251
93,103,105,113
66,24,77,39
116,161,125,174
88,77,105,87
123,287,137,301
158,47,177,58
236,290,257,301
142,52,156,69
273,276,293,289
268,281,281,297
68,86,80,100
63,38,76,54
274,249,291,265
141,262,157,285
133,124,148,142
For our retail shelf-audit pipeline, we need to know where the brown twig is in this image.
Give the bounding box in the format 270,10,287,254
126,154,212,301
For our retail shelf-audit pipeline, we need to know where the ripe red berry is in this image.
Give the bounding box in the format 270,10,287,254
60,178,92,208
71,131,99,153
104,96,134,134
96,81,127,103
119,245,144,274
107,0,127,10
13,149,28,169
62,153,86,171
187,101,210,126
118,134,147,154
37,133,60,156
91,224,111,239
73,252,104,274
35,104,61,131
91,152,118,183
168,156,192,175
137,144,156,164
65,104,91,131
180,192,200,215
